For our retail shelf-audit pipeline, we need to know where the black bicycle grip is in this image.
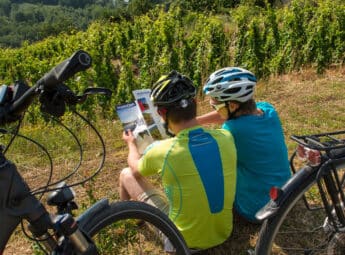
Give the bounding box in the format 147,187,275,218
8,50,92,117
37,50,92,89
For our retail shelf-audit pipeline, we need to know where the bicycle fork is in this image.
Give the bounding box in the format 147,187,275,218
28,211,98,254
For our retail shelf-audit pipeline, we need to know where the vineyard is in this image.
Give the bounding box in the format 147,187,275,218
1,0,345,254
0,0,344,121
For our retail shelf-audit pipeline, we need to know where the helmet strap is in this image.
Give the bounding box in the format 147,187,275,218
164,109,175,137
158,106,175,137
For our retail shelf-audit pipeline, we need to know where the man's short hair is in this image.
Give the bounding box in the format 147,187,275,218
163,98,196,124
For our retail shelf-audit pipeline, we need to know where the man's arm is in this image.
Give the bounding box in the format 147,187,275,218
122,130,141,177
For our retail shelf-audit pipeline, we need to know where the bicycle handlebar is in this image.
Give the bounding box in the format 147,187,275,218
37,50,91,89
6,50,92,119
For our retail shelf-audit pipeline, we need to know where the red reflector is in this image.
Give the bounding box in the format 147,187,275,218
296,145,321,167
306,149,321,166
296,144,307,159
270,187,281,201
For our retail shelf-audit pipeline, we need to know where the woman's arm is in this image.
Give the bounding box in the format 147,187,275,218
197,110,224,125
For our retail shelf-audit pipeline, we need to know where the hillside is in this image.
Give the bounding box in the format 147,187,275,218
0,0,165,47
4,66,345,254
1,0,344,124
0,0,344,253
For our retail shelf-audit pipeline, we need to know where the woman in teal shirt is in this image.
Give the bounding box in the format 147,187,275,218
198,67,291,222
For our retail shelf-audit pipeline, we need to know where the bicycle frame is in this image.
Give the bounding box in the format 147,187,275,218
0,50,107,254
256,131,345,227
0,155,49,252
316,158,345,228
0,151,107,254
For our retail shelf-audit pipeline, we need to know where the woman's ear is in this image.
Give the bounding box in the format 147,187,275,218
229,101,240,112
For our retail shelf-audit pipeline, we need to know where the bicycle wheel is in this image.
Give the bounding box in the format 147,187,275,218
81,200,190,255
255,171,337,255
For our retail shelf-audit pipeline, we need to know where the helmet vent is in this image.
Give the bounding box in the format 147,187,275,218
248,77,257,82
211,77,223,85
232,77,241,81
239,91,253,98
224,87,241,94
215,69,226,76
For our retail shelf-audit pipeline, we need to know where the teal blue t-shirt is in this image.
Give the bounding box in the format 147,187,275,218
222,102,291,222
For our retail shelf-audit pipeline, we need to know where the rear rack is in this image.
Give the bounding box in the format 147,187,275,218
291,130,345,152
290,131,345,215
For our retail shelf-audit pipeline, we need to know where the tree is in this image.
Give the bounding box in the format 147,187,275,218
172,0,240,12
0,0,11,16
127,0,154,16
58,0,94,8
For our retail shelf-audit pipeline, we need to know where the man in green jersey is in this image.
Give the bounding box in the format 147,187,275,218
119,70,237,250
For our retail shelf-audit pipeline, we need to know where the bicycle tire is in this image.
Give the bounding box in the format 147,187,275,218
255,169,332,255
81,200,190,255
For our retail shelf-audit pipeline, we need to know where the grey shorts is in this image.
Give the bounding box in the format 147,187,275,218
137,189,169,214
137,189,174,252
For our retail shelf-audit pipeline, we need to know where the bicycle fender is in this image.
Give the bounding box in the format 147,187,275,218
77,198,110,229
255,165,316,221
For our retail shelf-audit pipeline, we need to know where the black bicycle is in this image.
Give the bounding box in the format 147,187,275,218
255,130,345,255
0,50,190,255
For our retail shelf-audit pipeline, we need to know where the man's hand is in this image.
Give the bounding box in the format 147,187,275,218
123,130,136,144
122,130,140,173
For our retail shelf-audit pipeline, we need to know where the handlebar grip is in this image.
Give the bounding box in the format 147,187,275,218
37,50,92,89
8,50,92,117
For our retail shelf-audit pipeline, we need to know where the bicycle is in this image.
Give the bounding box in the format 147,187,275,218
255,130,345,255
0,50,190,255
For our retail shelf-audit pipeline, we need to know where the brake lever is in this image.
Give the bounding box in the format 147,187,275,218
84,88,112,96
76,88,112,103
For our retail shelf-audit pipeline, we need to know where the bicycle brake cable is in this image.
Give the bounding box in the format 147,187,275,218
2,114,23,154
52,109,106,189
0,117,54,200
68,110,106,187
30,109,106,193
32,114,83,195
9,132,53,200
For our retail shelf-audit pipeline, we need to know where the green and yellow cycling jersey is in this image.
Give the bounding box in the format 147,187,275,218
139,126,236,249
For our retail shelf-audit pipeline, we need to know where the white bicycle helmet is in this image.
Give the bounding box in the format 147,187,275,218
203,67,257,102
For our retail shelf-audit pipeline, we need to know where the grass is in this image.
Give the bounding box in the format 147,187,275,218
3,66,345,254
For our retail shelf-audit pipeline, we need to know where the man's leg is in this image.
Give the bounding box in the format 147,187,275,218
119,167,175,253
119,167,169,212
119,167,155,200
